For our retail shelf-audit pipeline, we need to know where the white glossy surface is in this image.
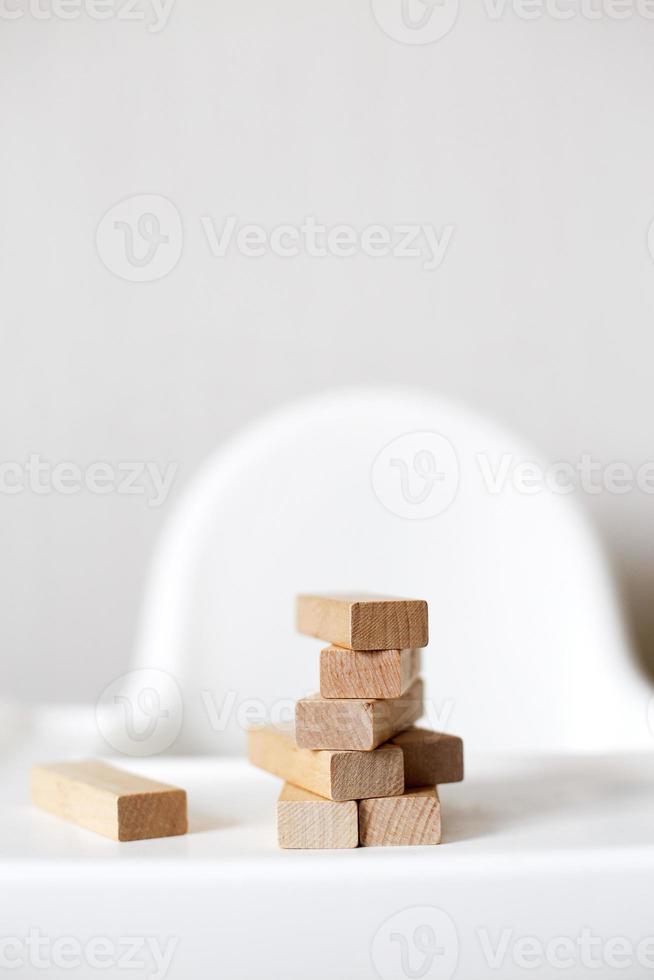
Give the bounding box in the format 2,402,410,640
3,753,654,979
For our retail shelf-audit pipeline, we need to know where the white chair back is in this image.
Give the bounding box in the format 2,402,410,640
118,388,651,755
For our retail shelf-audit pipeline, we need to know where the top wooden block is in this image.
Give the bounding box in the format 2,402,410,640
296,594,428,650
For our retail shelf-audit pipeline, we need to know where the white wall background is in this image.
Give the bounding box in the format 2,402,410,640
2,0,654,702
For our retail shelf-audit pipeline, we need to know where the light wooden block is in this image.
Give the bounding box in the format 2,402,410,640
295,678,423,751
320,646,421,699
31,761,188,842
248,724,404,801
277,783,358,849
297,593,428,650
359,787,441,846
390,727,464,787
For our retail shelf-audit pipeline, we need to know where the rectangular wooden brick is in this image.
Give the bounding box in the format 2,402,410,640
320,646,421,699
295,678,423,751
277,783,358,849
297,594,428,650
359,787,441,846
31,761,188,842
248,724,404,801
390,727,464,787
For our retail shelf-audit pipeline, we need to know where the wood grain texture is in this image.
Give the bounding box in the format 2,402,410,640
390,727,464,787
358,787,441,847
31,761,188,841
277,783,358,849
248,724,404,801
320,646,421,699
296,594,428,650
295,678,423,751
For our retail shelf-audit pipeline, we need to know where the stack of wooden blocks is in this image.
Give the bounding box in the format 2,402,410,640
248,593,464,848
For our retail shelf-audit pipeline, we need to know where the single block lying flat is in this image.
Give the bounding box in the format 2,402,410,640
359,787,441,847
248,724,404,801
390,727,464,787
295,678,423,751
320,646,421,699
277,783,358,849
31,761,188,842
297,594,428,650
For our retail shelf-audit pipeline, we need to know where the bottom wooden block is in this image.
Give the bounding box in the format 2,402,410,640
358,787,441,847
31,761,188,842
277,783,358,849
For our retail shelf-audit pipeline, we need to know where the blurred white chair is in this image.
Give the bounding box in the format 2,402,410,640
119,387,651,756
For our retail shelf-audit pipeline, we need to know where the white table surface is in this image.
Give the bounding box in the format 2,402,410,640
2,748,654,978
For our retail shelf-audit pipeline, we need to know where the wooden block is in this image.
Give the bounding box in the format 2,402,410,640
31,761,187,842
390,727,464,787
295,678,423,751
297,593,428,650
320,646,421,699
359,787,441,846
248,724,404,801
277,783,358,849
